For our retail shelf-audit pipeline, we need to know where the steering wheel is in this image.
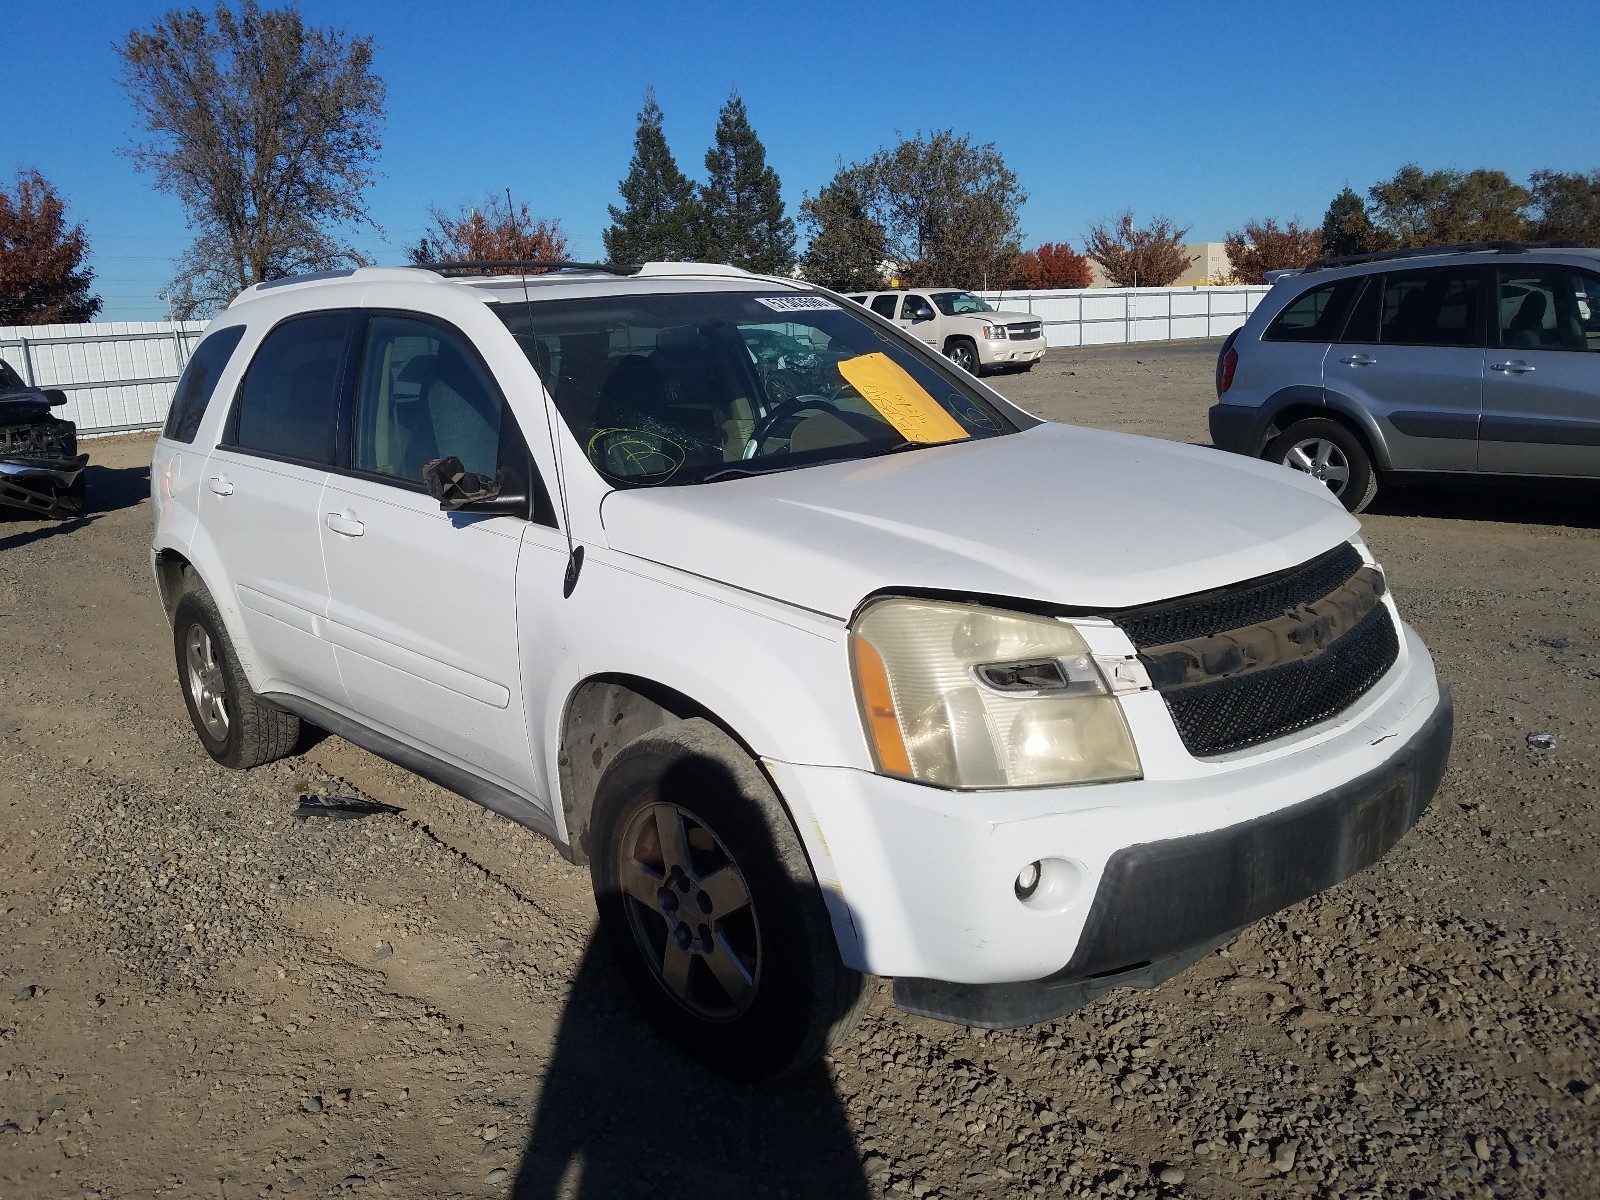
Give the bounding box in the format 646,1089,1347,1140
743,397,839,459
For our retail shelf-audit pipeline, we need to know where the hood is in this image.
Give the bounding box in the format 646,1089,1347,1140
944,308,1037,326
598,423,1359,620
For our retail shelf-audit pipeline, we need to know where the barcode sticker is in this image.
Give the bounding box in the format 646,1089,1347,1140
754,295,838,313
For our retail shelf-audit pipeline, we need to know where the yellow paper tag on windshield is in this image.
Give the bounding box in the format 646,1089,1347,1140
836,353,971,444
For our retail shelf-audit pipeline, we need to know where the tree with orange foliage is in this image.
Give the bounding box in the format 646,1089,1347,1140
1221,218,1322,284
0,169,101,325
408,194,569,272
1012,241,1094,290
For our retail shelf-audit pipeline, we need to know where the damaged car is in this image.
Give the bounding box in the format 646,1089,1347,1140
0,356,87,519
151,262,1451,1081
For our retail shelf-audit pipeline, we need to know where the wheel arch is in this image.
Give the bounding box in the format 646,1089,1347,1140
1262,390,1392,473
556,673,768,867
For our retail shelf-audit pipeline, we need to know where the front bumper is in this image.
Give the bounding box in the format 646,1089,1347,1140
0,452,88,517
764,621,1448,990
979,337,1047,367
895,688,1450,1027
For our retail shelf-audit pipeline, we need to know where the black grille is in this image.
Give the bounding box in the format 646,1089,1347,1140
1160,602,1400,756
1006,321,1043,340
1116,543,1366,649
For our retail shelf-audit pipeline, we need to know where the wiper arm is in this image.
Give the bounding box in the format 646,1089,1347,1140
693,436,971,484
691,463,800,484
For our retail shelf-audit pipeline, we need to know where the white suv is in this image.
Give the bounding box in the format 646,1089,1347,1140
844,288,1047,374
151,261,1451,1080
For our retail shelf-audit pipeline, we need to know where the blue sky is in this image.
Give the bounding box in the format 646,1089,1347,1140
7,0,1599,320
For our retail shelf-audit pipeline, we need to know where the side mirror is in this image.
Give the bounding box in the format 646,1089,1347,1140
42,389,69,407
912,309,933,323
422,455,523,514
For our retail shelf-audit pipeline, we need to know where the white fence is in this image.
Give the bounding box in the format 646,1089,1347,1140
976,285,1271,348
0,320,207,435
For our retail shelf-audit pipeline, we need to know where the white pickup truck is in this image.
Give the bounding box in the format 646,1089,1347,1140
845,288,1047,375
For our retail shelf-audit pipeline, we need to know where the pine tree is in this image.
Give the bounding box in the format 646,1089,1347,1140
699,91,795,274
1321,186,1389,258
799,168,886,290
602,86,699,263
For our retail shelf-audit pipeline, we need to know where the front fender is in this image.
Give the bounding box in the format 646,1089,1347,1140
519,542,866,849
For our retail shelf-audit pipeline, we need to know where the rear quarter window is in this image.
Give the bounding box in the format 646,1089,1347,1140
1262,277,1364,342
163,326,246,444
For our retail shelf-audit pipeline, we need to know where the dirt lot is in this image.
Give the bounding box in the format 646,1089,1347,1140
2,340,1597,1199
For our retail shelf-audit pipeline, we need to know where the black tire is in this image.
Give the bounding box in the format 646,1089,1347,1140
944,337,980,375
589,718,869,1081
1264,417,1378,513
171,570,300,769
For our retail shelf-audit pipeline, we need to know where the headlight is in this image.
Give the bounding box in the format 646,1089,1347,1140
982,324,1008,340
850,598,1141,789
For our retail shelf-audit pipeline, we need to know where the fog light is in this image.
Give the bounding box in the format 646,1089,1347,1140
1014,861,1042,900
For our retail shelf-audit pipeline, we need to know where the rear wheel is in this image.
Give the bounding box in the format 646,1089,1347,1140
1265,417,1377,513
590,718,868,1081
171,570,300,768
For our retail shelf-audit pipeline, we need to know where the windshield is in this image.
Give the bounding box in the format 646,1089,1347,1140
495,290,1015,488
930,291,994,316
0,358,24,390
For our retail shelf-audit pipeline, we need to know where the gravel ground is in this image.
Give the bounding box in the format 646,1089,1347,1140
2,341,1597,1199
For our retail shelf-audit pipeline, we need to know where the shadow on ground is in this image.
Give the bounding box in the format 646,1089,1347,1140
512,937,869,1200
1368,478,1600,528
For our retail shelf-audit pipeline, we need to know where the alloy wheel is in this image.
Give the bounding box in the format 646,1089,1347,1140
1282,437,1351,496
184,624,229,740
615,801,761,1022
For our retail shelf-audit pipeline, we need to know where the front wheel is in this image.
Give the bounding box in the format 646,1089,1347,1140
1265,417,1377,513
590,719,868,1081
944,338,980,375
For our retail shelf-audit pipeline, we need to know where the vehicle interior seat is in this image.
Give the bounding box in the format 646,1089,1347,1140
1505,291,1550,349
424,343,500,478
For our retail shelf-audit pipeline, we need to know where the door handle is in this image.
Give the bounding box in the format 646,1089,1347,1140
325,510,365,537
206,475,233,496
1338,354,1377,366
1490,360,1536,374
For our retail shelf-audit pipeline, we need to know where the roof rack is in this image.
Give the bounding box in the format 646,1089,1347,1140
418,259,643,277
1302,240,1587,273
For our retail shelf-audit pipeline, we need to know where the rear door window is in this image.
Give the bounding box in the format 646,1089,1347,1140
163,325,246,443
1376,267,1483,347
1263,278,1364,342
228,312,354,465
1496,265,1600,352
869,295,899,319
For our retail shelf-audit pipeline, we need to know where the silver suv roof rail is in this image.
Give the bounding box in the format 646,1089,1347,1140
1301,240,1587,273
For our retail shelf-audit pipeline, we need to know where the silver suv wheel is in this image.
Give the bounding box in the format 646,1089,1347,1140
1282,437,1351,496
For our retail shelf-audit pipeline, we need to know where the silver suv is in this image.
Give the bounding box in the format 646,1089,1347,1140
1209,241,1600,511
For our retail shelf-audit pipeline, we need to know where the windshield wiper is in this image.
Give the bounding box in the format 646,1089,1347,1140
691,462,805,485
691,437,972,484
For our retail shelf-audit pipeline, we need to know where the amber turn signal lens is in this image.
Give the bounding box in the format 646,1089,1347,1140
851,636,912,776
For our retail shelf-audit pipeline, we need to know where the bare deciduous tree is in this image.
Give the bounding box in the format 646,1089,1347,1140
117,1,386,317
1222,219,1323,284
1084,213,1193,287
407,195,569,272
0,170,101,325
